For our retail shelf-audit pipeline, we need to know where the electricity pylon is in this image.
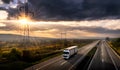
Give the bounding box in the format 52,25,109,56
18,0,34,47
61,31,67,47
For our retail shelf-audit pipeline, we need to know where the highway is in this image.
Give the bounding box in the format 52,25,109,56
25,41,99,70
87,40,120,70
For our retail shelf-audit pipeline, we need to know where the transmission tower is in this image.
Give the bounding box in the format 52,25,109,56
18,0,34,47
61,31,67,47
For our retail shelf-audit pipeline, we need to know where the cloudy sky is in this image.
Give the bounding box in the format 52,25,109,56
0,0,120,39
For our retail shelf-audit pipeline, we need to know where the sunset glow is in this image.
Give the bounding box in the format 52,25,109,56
0,18,120,38
19,18,29,25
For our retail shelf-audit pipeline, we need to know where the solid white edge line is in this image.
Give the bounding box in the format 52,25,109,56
106,42,120,59
69,41,99,70
104,42,118,70
87,42,100,70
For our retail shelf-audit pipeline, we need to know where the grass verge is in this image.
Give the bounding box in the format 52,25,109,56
108,42,120,56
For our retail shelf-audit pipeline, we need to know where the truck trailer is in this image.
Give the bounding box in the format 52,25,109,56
63,46,78,59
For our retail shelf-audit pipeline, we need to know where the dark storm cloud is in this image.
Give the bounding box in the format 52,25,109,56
79,26,120,34
29,0,83,20
31,24,120,35
28,0,120,20
1,0,10,4
2,0,120,20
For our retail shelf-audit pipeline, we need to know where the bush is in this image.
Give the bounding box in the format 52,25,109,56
1,52,9,59
112,38,120,48
22,50,34,62
2,0,10,3
8,48,21,61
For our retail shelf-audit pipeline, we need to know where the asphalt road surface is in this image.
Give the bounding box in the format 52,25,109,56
87,40,120,70
25,41,99,70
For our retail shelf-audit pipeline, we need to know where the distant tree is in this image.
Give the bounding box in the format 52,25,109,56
8,48,21,61
106,37,110,41
116,38,120,43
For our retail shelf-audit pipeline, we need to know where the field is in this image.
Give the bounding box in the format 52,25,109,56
0,39,95,70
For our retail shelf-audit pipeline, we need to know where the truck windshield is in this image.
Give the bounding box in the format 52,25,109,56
63,52,69,54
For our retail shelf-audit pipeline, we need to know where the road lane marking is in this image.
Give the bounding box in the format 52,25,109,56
102,59,104,62
105,42,120,59
101,43,104,63
36,58,62,70
69,41,99,70
105,43,118,70
60,61,67,65
87,46,99,70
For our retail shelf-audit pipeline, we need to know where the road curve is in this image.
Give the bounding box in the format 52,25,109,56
25,41,99,70
87,40,120,70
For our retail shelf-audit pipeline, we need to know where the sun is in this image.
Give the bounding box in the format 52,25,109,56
19,18,29,25
17,15,33,30
18,12,33,25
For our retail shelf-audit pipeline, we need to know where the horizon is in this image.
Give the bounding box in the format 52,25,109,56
0,33,118,40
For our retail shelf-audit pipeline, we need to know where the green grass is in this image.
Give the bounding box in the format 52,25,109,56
111,38,120,56
108,41,120,56
110,45,120,56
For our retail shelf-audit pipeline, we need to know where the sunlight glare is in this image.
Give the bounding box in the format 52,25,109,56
19,18,28,25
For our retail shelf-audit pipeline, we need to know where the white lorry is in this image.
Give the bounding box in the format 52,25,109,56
63,46,78,59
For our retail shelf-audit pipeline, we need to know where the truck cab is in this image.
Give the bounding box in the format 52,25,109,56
63,50,70,59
